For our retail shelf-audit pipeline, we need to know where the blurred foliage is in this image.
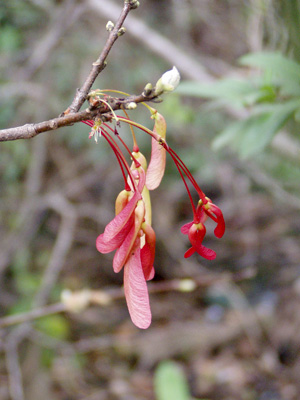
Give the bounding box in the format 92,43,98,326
154,360,206,400
178,52,300,158
35,315,70,340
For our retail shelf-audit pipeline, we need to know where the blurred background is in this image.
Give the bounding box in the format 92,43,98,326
1,0,300,399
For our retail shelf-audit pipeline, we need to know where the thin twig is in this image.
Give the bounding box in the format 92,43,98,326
4,326,28,400
34,193,77,307
87,0,217,82
238,160,300,210
66,0,138,114
0,304,67,330
0,271,255,329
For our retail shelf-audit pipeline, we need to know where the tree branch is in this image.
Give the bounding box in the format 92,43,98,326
0,91,157,142
0,0,142,142
65,0,138,114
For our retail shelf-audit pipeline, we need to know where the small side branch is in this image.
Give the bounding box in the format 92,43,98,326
66,0,138,114
0,303,67,330
0,109,94,142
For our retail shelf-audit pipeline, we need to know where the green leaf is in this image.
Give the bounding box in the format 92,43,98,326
0,26,21,52
177,77,280,107
177,79,259,107
213,100,300,158
154,361,191,400
239,52,300,95
35,315,70,340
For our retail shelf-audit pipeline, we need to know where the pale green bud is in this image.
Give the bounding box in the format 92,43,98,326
143,83,153,96
118,27,126,36
155,66,180,95
127,0,140,9
177,279,197,292
106,21,115,31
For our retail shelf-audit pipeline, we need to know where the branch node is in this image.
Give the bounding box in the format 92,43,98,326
126,0,140,9
49,120,58,130
150,96,163,103
118,27,126,36
25,123,37,137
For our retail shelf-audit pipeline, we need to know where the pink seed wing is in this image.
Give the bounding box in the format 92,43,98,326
96,214,134,254
214,221,225,239
123,245,152,329
180,221,193,235
102,191,141,242
140,223,156,280
146,112,167,190
141,243,155,281
146,138,166,190
196,245,216,260
208,203,225,238
184,247,196,258
113,201,145,273
113,224,138,273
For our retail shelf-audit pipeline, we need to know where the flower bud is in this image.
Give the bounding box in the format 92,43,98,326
127,0,140,9
177,279,197,292
155,66,180,95
61,289,90,313
118,27,126,36
106,21,115,31
143,83,153,96
125,102,137,110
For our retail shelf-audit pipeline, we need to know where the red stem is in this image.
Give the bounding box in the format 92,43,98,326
101,127,138,191
168,152,197,219
82,121,136,192
103,123,140,168
166,147,206,202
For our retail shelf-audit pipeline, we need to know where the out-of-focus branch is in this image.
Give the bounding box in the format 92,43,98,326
0,303,67,329
4,326,28,400
238,160,300,210
0,270,255,329
0,83,45,101
0,281,196,329
271,131,300,165
34,193,77,307
19,0,84,80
